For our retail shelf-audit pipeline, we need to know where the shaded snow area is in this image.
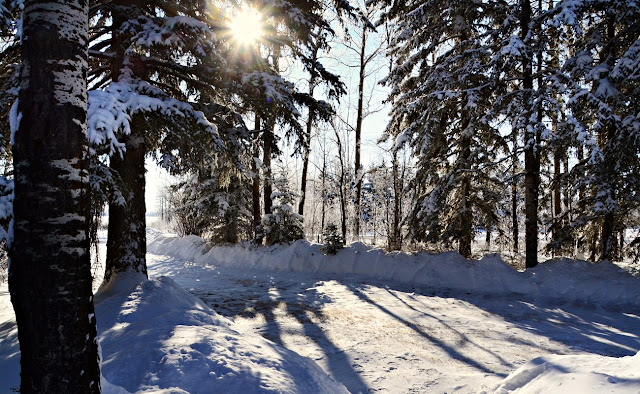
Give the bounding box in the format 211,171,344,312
95,274,346,393
0,275,346,394
0,228,638,393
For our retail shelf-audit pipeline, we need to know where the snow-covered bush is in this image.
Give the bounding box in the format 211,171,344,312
321,223,344,254
263,176,304,245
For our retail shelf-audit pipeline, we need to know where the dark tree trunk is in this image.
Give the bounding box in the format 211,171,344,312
252,114,262,235
459,129,473,258
599,14,617,262
388,149,402,251
353,25,366,240
299,46,319,218
549,0,562,249
9,1,101,392
104,127,148,285
552,146,562,251
299,134,311,216
263,47,281,218
321,151,327,233
511,130,519,255
263,127,273,216
521,0,539,269
485,227,491,250
333,126,348,240
102,0,148,285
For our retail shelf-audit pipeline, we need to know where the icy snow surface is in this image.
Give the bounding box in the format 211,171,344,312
0,227,639,393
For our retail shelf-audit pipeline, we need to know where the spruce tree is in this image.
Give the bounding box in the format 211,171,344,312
558,0,640,261
263,173,304,245
383,0,508,257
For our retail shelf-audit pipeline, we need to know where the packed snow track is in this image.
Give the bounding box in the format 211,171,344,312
147,236,640,393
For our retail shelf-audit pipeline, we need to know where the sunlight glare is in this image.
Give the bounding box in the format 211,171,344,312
230,8,263,45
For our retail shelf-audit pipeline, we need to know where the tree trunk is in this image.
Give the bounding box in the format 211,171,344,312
334,126,348,240
486,227,491,250
388,149,402,251
252,114,262,235
599,14,617,262
263,47,280,217
9,1,101,392
511,130,519,255
299,46,319,217
102,0,148,285
552,146,562,251
103,126,148,285
459,126,473,258
263,127,273,216
521,0,539,269
299,132,311,216
321,151,327,233
353,24,367,241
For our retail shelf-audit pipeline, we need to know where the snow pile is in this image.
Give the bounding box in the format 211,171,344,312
95,275,347,393
0,284,19,392
147,229,640,306
492,352,640,393
0,277,347,393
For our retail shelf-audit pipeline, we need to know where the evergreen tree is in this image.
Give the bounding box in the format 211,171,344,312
263,173,305,245
169,129,254,244
558,0,640,261
383,0,508,257
322,223,344,254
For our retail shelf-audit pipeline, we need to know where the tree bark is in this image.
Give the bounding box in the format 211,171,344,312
353,24,366,240
103,2,148,285
511,130,519,255
599,13,616,262
103,126,148,285
298,45,319,217
459,134,473,258
263,127,273,216
388,149,402,251
252,114,262,235
333,126,348,240
321,149,327,233
521,0,539,269
552,146,562,249
263,47,280,217
9,1,101,392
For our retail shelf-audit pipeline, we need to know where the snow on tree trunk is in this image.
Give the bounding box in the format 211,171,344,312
459,132,473,258
252,114,261,225
103,126,147,285
520,0,540,269
8,0,101,392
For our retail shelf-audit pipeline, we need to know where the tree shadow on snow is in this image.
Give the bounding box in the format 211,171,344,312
344,283,508,376
359,278,640,360
195,276,370,393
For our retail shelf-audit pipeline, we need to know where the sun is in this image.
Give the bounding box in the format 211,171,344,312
230,7,263,45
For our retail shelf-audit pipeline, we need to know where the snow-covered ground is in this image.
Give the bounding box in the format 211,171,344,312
1,227,639,393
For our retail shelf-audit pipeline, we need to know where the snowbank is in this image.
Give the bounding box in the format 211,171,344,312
147,229,640,306
95,275,347,393
492,351,640,393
